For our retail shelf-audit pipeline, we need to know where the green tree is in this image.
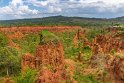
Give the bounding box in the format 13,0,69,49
0,32,8,47
0,47,20,76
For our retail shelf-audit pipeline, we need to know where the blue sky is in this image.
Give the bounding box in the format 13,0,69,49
0,0,124,20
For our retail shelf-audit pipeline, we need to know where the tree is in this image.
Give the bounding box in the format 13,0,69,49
0,32,8,47
0,47,20,76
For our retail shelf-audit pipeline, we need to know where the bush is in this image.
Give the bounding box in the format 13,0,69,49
73,64,99,83
0,32,8,47
14,33,39,54
0,47,20,76
13,68,37,83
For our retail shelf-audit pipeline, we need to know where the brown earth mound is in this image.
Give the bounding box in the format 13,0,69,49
90,34,124,82
21,41,66,82
21,42,64,70
35,42,64,67
35,65,68,83
91,34,123,56
110,57,124,82
21,53,36,71
73,29,87,47
91,34,123,67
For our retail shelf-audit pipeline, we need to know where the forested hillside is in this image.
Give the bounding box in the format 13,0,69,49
0,15,123,27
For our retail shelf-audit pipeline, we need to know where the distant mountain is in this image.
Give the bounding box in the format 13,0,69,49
0,15,123,27
113,16,124,21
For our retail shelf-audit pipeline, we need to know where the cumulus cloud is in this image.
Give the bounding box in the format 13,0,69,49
60,0,124,13
27,0,48,6
0,6,13,14
18,5,38,14
1,0,124,20
79,0,124,12
27,0,59,7
0,0,39,20
48,6,62,13
10,0,23,8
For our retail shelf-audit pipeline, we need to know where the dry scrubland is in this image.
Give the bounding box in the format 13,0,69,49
0,26,124,83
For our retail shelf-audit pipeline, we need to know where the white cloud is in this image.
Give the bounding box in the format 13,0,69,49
18,5,38,14
78,0,124,12
0,6,13,14
0,0,39,19
56,0,124,13
27,0,48,6
48,6,62,13
27,0,59,7
1,0,124,20
10,0,23,8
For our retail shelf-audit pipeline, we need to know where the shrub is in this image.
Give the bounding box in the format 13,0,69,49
0,32,8,47
13,68,37,83
0,47,20,76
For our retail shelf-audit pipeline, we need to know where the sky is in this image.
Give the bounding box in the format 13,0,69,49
0,0,124,20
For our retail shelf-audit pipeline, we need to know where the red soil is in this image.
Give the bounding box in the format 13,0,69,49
0,26,81,33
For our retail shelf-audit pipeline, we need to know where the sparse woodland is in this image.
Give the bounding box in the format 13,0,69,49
0,24,124,83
